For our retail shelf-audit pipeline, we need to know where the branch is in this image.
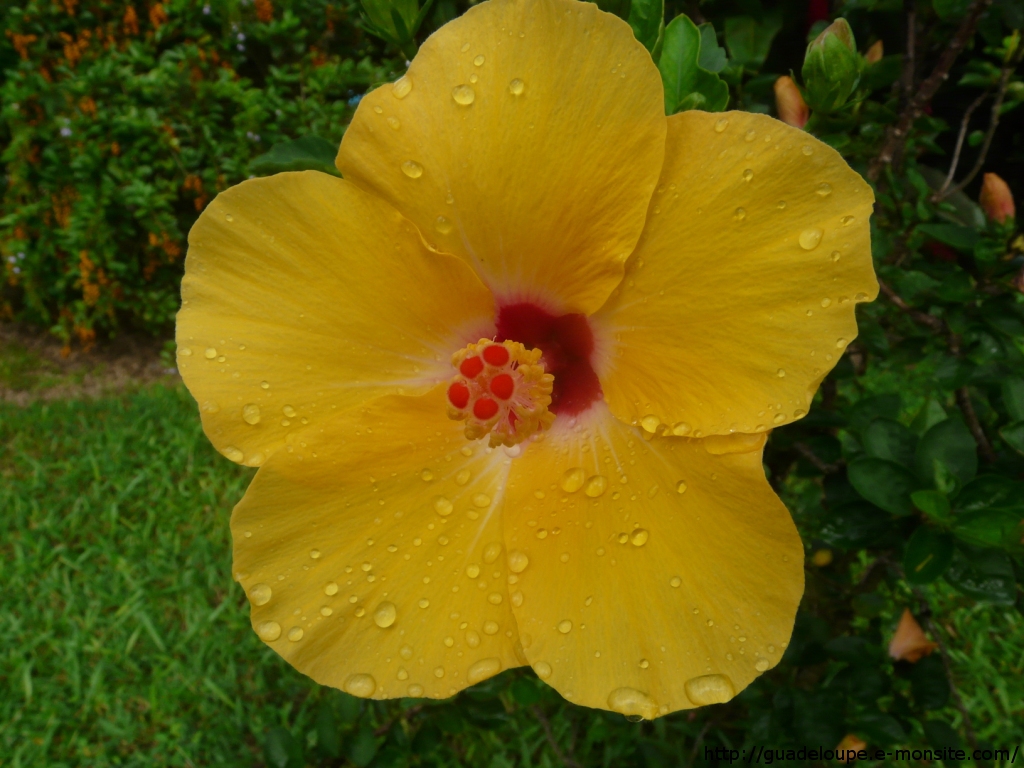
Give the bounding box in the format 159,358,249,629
877,279,945,332
794,442,842,474
955,386,996,462
935,87,992,195
868,0,993,181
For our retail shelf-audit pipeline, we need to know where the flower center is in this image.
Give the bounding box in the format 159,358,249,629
446,339,555,447
495,303,602,416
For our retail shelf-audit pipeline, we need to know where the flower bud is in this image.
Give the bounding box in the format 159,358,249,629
837,735,867,762
888,608,937,663
864,39,883,64
773,76,810,129
979,172,1015,224
801,18,861,113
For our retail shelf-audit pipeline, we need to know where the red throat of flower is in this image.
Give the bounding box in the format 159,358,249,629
445,303,603,447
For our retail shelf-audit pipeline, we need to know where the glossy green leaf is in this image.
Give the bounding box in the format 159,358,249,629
627,0,663,53
1000,421,1024,455
1002,378,1024,421
903,525,955,583
917,223,980,252
944,545,1017,604
265,727,303,768
851,711,906,745
848,394,901,432
723,15,781,68
820,502,894,548
658,14,729,113
698,23,728,72
916,419,977,487
348,723,379,767
848,458,921,516
249,136,341,177
953,509,1024,549
862,418,917,467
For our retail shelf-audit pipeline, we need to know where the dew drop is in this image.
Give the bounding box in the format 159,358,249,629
773,413,786,424
672,422,691,436
465,630,481,648
777,200,787,209
685,674,735,706
433,496,453,516
324,582,338,596
282,405,297,418
418,598,430,609
256,620,281,641
855,292,868,301
714,117,729,132
451,84,476,105
435,216,453,234
483,543,502,564
373,601,397,628
799,228,823,250
639,659,650,669
473,54,485,66
821,297,832,307
344,673,376,697
221,446,244,462
509,78,525,95
242,403,261,425
584,475,607,498
831,250,841,263
472,493,491,508
630,529,649,547
455,469,471,486
841,215,855,226
401,160,423,179
560,467,585,493
607,687,657,720
733,207,746,221
836,338,847,349
468,657,501,684
483,621,499,635
224,213,233,222
287,627,304,642
742,168,753,182
397,667,409,680
534,661,553,679
511,590,524,607
744,129,756,142
507,550,529,573
640,415,660,433
408,683,424,696
179,347,192,357
816,182,832,197
755,658,770,672
204,347,217,359
801,145,813,156
386,116,400,129
392,75,412,99
460,42,470,52
557,620,573,634
670,576,682,588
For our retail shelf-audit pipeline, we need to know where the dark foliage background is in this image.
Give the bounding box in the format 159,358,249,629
1,0,1023,765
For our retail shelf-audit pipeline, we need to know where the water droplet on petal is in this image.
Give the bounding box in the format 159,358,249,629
507,550,529,573
816,182,832,196
685,674,735,705
433,496,453,516
392,75,412,99
256,620,281,641
744,129,756,142
801,145,813,156
560,467,585,493
324,582,338,596
242,403,261,425
584,475,607,498
472,493,491,508
641,415,660,433
831,250,841,262
733,207,746,221
630,529,649,547
855,292,868,301
344,673,377,697
799,228,823,250
287,627,304,642
418,598,430,609
374,601,397,628
821,297,832,307
435,216,453,234
483,543,502,564
468,657,501,684
773,413,786,424
841,215,855,226
373,105,383,114
607,687,658,720
557,619,573,634
224,213,233,222
534,661,552,679
282,405,297,418
473,54,485,66
451,84,475,105
777,368,786,378
509,78,525,95
204,347,217,359
670,576,682,587
777,200,787,209
755,658,770,672
386,116,400,129
401,160,423,178
742,168,753,182
714,117,729,132
672,422,691,436
222,446,244,462
836,338,847,349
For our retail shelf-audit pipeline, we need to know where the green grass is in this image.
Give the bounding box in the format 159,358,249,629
0,340,71,392
2,384,1022,766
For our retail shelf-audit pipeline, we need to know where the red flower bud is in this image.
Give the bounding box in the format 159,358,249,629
774,76,810,129
979,172,1015,223
864,40,883,64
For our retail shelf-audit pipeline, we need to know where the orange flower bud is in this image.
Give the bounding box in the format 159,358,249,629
837,734,867,761
979,172,1015,223
864,40,883,64
774,76,809,129
888,608,938,662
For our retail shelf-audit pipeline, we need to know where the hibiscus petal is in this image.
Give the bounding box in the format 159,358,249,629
503,407,803,717
177,172,494,466
594,111,877,436
337,0,666,315
232,387,524,699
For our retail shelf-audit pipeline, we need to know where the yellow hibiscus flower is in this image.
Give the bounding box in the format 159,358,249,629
176,0,876,719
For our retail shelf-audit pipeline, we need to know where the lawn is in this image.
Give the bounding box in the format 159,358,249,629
2,378,1022,766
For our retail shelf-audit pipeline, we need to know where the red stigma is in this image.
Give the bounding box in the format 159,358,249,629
459,356,484,378
495,303,602,416
474,397,499,420
447,382,470,409
482,344,510,366
490,373,515,400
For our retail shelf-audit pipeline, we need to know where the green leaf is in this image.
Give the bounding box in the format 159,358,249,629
723,15,781,68
1002,377,1024,421
847,394,902,432
316,705,342,758
249,136,341,177
627,0,664,53
922,720,963,764
953,509,1023,549
347,723,379,767
848,459,921,516
820,502,894,549
934,0,972,20
801,18,860,112
658,14,729,113
862,418,917,467
944,545,1017,604
697,23,727,72
911,655,950,710
264,727,303,768
1000,421,1024,455
916,419,978,487
911,398,948,435
911,489,952,522
916,223,980,252
903,525,955,583
955,475,1024,512
851,712,906,745
595,0,631,19
860,54,902,91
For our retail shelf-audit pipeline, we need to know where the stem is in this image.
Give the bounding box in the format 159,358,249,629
936,88,991,196
955,386,996,462
877,279,945,333
868,0,992,181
